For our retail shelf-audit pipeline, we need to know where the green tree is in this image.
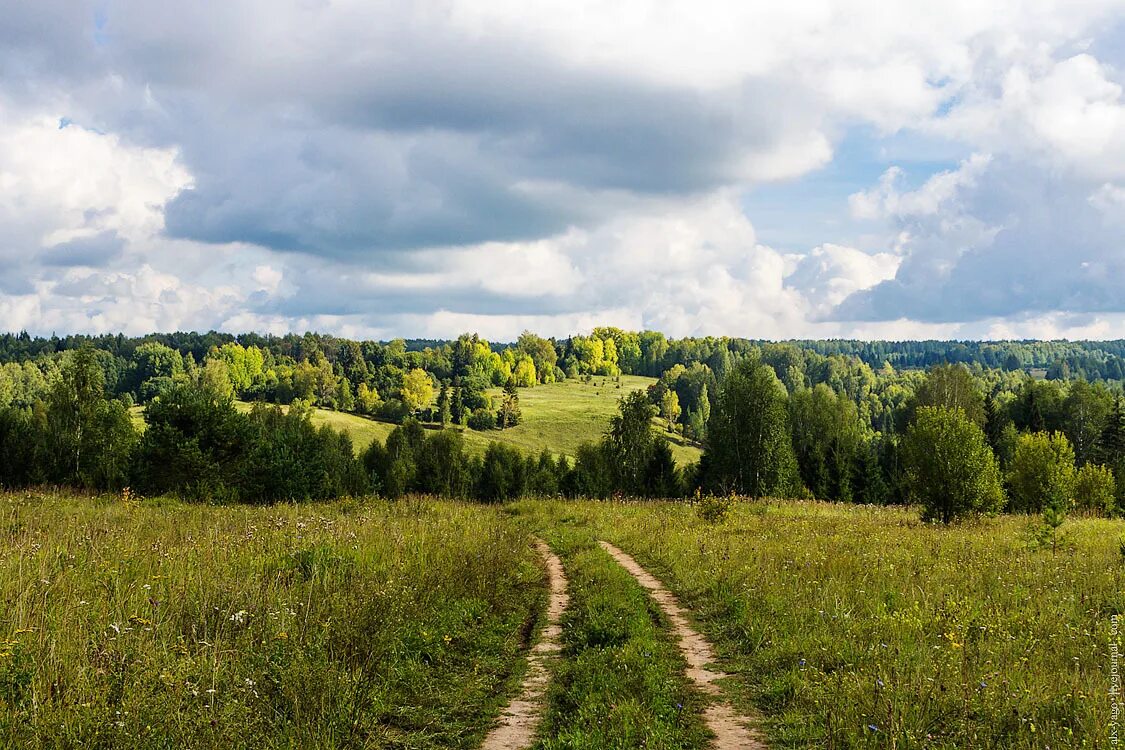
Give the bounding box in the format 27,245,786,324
1007,431,1076,514
199,358,234,401
703,360,797,498
604,390,660,495
46,349,137,488
909,364,985,427
516,331,557,383
355,382,381,414
789,383,866,502
437,383,451,426
497,383,522,429
1073,462,1116,514
400,368,435,416
902,406,1004,523
659,389,681,431
1062,380,1112,465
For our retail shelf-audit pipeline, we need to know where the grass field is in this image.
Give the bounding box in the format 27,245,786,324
0,491,543,749
483,375,701,467
7,490,1115,748
515,500,1125,749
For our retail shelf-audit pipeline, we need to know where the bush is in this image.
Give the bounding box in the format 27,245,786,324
467,409,497,431
1008,431,1075,513
1073,462,1116,514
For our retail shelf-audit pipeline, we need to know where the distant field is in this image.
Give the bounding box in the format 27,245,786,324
482,375,702,465
137,376,703,466
515,499,1125,748
0,491,542,748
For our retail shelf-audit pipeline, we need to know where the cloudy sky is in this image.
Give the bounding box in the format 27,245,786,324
3,1,1125,341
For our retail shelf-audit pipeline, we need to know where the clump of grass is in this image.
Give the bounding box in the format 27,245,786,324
694,493,733,524
531,525,710,749
523,499,1125,748
0,490,543,749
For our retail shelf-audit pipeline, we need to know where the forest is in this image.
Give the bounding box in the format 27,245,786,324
0,328,1122,523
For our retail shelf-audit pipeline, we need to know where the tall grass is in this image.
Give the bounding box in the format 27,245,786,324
0,491,544,749
524,500,1125,749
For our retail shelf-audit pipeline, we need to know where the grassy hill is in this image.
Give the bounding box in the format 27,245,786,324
481,375,701,465
136,375,703,466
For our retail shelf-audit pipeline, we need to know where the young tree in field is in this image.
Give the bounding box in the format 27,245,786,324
902,406,1004,523
1007,431,1076,514
497,383,522,429
703,360,798,498
400,368,434,416
1073,462,1116,514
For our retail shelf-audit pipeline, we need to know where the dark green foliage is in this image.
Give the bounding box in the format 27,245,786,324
415,430,472,497
241,402,370,502
789,384,866,502
132,382,253,501
476,442,528,502
603,390,659,495
133,384,367,503
467,408,497,431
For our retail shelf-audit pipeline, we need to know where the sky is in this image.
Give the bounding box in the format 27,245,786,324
3,1,1125,342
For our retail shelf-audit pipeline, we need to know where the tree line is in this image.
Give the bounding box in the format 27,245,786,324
1,333,1124,522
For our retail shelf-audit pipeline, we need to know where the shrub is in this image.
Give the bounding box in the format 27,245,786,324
1008,431,1076,513
467,409,497,431
1073,462,1116,514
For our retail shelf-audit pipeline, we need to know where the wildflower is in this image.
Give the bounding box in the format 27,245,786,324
798,658,806,667
867,724,880,733
229,610,249,625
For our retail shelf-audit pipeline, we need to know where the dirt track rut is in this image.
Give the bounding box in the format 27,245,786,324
480,539,569,750
598,540,767,749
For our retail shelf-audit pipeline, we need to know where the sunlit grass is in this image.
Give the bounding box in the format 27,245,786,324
518,499,1125,748
0,491,544,748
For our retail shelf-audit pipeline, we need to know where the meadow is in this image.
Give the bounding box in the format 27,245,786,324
2,490,1121,748
0,491,543,749
514,500,1125,749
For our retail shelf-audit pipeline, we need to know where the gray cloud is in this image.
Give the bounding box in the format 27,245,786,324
40,231,125,267
835,158,1125,322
